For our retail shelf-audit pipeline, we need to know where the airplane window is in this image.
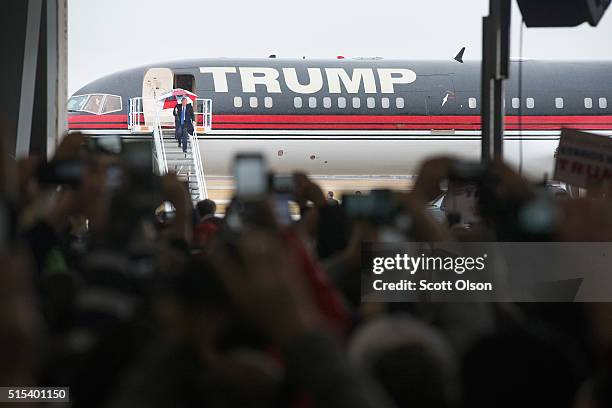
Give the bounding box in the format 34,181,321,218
352,97,361,109
102,95,122,114
264,97,273,108
250,97,258,108
512,98,520,109
67,95,88,112
323,97,332,108
396,98,404,109
82,94,105,114
526,98,534,109
584,98,593,109
599,97,608,109
309,97,317,108
367,97,375,109
468,97,477,109
234,97,243,108
294,97,302,108
555,97,564,109
381,98,390,109
338,97,346,109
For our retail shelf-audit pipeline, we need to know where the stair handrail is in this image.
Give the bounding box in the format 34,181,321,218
153,104,168,174
128,97,141,129
190,124,208,199
195,98,213,132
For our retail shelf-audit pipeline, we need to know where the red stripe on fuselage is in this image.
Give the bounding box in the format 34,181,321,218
68,114,128,123
213,114,612,125
69,123,129,129
211,123,612,130
67,113,612,131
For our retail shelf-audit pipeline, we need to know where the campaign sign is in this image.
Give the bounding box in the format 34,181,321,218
554,129,612,189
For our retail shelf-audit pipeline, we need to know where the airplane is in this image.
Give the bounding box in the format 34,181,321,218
67,58,612,181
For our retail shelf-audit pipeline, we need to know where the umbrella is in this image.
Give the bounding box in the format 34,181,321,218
157,88,197,110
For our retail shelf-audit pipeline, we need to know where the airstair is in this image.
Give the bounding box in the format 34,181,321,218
132,97,212,203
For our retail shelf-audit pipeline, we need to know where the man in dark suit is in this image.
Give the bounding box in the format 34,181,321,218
173,97,195,153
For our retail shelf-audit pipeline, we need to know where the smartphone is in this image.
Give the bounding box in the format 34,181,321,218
272,195,293,226
343,194,376,219
370,189,395,219
121,141,158,194
37,160,84,186
121,141,152,173
446,180,480,224
88,135,122,155
343,189,396,222
448,160,487,183
234,153,267,198
271,174,295,194
446,160,486,224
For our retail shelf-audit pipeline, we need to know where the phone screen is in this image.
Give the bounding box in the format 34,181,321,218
234,154,266,198
121,141,152,172
343,194,376,219
446,181,480,224
273,194,293,226
343,191,395,221
38,160,84,186
272,175,295,194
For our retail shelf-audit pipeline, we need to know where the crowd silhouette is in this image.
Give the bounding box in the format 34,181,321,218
1,129,611,408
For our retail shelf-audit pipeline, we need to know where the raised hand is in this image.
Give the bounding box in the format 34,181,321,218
210,230,321,345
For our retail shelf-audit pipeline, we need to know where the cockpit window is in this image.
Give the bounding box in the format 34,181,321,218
82,94,105,114
67,95,88,112
68,93,123,114
102,95,122,114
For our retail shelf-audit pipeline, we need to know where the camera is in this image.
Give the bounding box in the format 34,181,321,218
343,189,397,223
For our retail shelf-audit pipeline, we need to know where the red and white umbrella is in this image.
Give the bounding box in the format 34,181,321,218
157,88,197,110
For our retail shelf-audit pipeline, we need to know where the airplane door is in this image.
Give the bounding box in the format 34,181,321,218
425,75,457,117
142,68,173,126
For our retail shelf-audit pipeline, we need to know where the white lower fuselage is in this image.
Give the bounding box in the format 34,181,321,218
195,130,566,180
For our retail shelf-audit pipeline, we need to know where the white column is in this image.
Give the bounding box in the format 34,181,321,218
16,0,43,159
46,0,68,159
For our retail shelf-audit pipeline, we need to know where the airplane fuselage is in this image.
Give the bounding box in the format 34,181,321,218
68,58,612,180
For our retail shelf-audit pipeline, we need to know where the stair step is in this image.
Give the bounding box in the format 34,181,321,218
155,133,203,204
